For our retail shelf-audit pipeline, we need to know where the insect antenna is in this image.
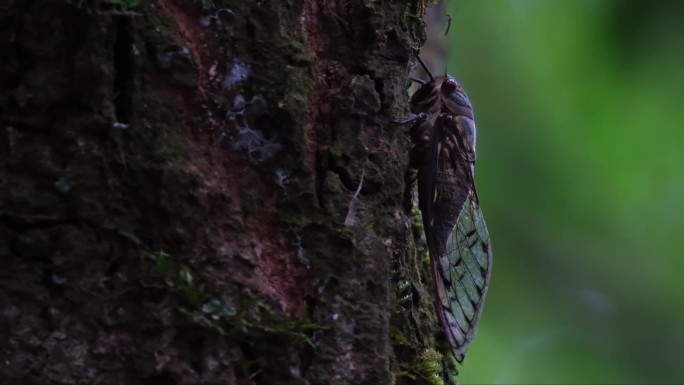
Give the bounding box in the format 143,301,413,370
416,55,435,83
445,14,452,36
410,76,427,85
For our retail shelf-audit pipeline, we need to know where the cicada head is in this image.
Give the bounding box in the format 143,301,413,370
440,75,459,94
441,75,474,119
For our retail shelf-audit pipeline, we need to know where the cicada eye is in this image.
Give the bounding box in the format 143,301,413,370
441,77,459,94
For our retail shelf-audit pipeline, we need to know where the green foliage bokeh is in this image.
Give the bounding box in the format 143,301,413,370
447,1,684,383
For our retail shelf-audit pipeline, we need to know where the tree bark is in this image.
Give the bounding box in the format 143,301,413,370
0,0,451,384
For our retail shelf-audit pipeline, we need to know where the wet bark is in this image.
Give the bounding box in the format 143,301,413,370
0,0,452,384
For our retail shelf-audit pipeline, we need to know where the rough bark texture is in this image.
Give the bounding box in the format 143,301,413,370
0,0,451,384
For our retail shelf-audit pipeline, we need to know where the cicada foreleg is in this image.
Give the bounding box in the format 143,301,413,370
392,112,428,126
410,76,427,85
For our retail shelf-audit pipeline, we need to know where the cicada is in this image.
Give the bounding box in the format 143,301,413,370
396,56,493,364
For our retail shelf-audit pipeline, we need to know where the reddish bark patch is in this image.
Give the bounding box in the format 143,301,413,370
156,0,311,317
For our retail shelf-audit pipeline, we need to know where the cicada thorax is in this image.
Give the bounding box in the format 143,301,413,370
410,75,474,116
407,74,477,167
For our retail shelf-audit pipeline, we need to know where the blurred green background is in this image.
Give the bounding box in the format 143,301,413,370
446,0,684,383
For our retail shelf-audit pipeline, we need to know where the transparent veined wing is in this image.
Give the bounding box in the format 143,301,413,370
419,114,493,363
437,192,492,362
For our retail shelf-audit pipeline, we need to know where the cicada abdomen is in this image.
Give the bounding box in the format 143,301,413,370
396,56,492,365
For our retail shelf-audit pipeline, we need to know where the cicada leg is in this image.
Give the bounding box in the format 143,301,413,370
392,112,428,126
403,169,419,213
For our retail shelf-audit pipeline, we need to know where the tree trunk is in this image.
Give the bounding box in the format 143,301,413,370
0,0,452,384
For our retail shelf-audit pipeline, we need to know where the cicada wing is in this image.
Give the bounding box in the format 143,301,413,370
422,115,493,363
438,193,492,362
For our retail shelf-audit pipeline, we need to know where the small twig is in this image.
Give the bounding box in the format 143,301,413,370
344,172,365,227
